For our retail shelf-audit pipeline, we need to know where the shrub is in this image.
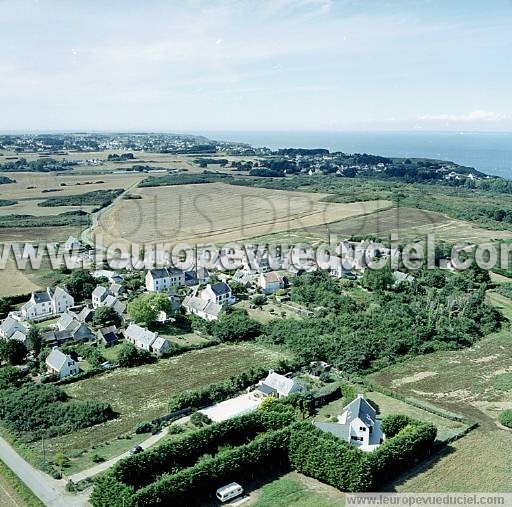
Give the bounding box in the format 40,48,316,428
190,412,212,428
381,414,412,438
134,422,153,434
499,409,512,428
92,453,105,463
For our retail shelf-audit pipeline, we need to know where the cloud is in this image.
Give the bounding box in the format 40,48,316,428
419,110,510,122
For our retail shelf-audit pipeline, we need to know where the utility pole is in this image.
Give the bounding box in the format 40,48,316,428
41,434,46,463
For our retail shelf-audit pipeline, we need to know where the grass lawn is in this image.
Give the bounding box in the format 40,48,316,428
315,390,468,443
247,472,345,507
148,322,211,347
32,343,286,474
0,459,44,507
235,299,302,324
391,429,512,493
486,290,512,321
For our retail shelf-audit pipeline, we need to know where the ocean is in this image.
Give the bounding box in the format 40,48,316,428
199,131,512,179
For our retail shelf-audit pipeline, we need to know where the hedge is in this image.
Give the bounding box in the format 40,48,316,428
167,366,268,412
133,426,293,506
288,418,437,492
111,409,295,488
288,424,372,492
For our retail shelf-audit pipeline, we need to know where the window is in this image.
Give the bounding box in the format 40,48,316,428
359,427,366,431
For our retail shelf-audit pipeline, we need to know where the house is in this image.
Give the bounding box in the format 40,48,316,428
97,326,119,347
184,267,210,286
64,236,82,251
313,394,384,451
0,316,29,340
109,282,126,297
92,286,109,308
91,270,123,283
259,271,285,294
10,330,29,347
124,323,158,351
46,348,79,379
91,286,125,317
76,307,94,323
150,336,172,356
182,295,223,321
21,287,74,320
145,268,185,292
42,319,94,345
200,282,234,306
102,295,126,317
251,370,303,399
392,271,416,285
232,268,254,289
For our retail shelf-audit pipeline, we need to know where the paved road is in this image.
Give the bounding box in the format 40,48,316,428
80,179,142,248
0,436,89,507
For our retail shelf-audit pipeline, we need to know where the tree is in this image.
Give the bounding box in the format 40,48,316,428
116,343,152,367
0,366,20,390
212,309,261,342
252,294,267,307
128,293,171,325
0,340,27,365
27,325,43,356
361,267,394,292
65,269,96,300
93,306,121,327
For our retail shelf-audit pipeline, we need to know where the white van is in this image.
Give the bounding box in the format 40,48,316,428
216,482,244,503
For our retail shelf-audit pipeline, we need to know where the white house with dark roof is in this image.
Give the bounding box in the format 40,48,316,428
200,282,234,306
21,287,74,320
145,268,185,292
46,348,79,379
314,394,384,451
182,295,223,321
251,370,303,400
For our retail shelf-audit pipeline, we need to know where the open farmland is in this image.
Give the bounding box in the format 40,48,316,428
94,182,391,245
34,344,287,473
310,206,512,243
0,171,143,201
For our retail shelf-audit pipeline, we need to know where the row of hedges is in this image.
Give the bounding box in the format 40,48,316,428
111,408,295,488
289,417,437,492
91,413,437,506
132,426,292,506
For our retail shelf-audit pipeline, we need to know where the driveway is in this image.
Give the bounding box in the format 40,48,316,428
199,394,261,422
0,436,89,507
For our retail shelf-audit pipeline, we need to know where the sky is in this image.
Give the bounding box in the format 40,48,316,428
1,0,511,132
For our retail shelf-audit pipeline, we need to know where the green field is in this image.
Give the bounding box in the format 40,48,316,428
247,472,345,507
36,344,285,474
391,429,512,493
315,390,468,443
363,291,512,492
0,460,44,507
